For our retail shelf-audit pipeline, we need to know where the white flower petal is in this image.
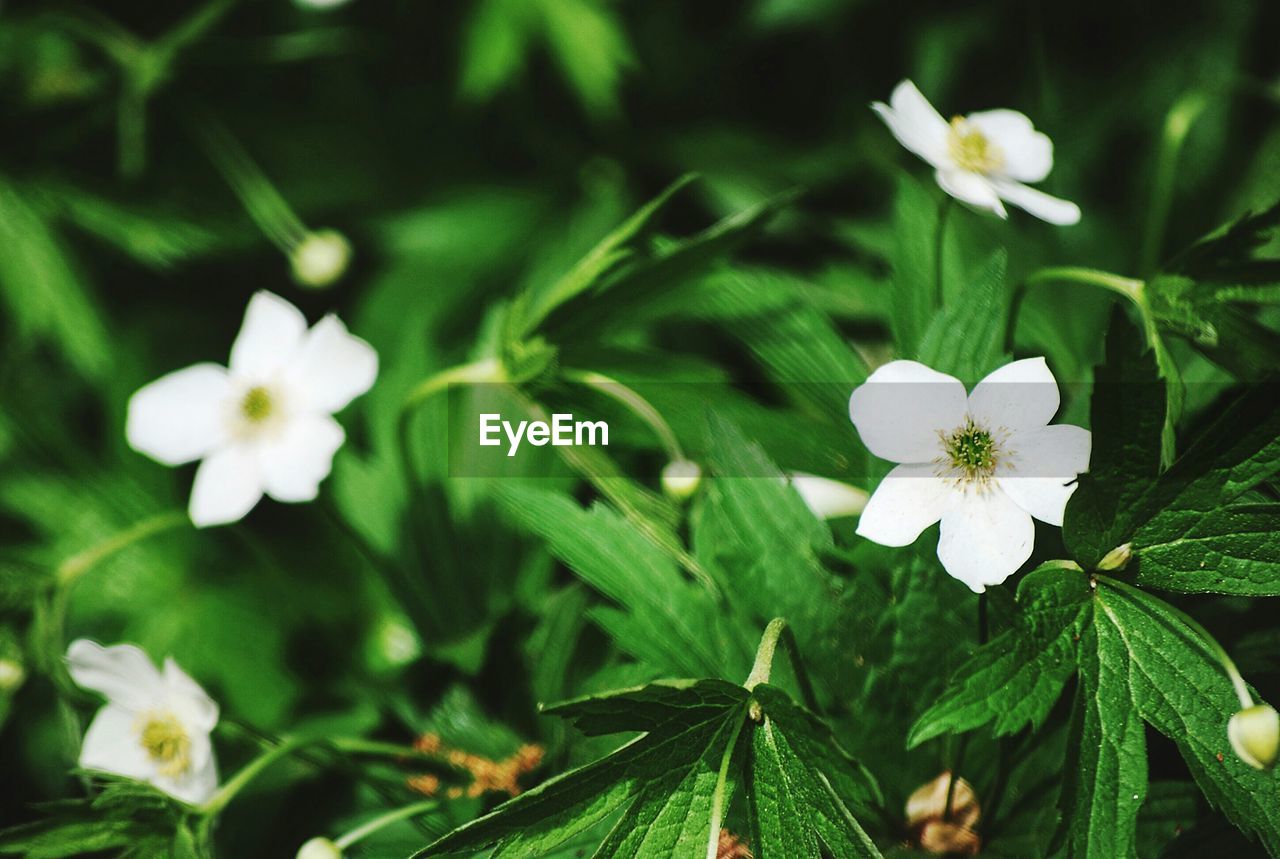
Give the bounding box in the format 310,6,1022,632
871,79,951,168
850,360,967,464
967,357,1060,435
856,463,952,546
965,109,1053,183
126,364,232,466
935,169,1007,218
789,473,869,520
66,640,163,710
259,414,345,503
997,424,1091,525
79,704,154,779
229,291,308,379
285,315,378,414
937,488,1035,592
162,658,219,734
154,751,219,806
991,179,1080,226
189,445,264,528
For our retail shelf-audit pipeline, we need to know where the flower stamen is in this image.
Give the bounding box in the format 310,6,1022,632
939,419,1002,485
948,117,1003,174
138,712,192,777
240,386,274,423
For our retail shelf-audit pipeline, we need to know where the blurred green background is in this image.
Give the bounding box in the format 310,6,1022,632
1,0,1278,855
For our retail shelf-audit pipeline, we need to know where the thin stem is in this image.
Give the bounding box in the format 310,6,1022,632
561,368,684,461
1024,267,1145,304
200,736,311,817
1140,92,1208,276
334,800,440,850
744,618,819,713
56,511,189,587
704,714,747,859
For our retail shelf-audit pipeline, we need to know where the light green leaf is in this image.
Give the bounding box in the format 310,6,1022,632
917,248,1010,382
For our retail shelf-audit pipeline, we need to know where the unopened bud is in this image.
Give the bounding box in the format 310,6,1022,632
291,230,352,288
1229,703,1279,770
0,658,23,692
296,837,342,859
1097,542,1133,572
661,460,702,501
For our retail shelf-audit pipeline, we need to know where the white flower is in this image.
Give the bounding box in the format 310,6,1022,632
872,79,1081,225
297,838,343,859
1229,703,1279,770
66,639,219,805
787,473,868,520
127,291,378,528
849,357,1090,592
661,459,702,501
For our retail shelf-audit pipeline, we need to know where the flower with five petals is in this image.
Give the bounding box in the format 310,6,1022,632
849,357,1090,592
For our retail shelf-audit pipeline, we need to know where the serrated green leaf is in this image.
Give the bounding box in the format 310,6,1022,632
1058,607,1148,859
1131,503,1280,595
909,562,1090,747
496,485,752,679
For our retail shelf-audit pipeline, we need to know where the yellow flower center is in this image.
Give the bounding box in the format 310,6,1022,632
139,713,192,777
948,117,1003,174
240,386,274,423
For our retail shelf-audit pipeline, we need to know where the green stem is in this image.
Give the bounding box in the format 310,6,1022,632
1024,266,1145,303
56,511,188,587
1140,92,1208,276
200,736,311,817
745,618,819,713
334,800,440,850
945,591,987,822
561,368,684,461
704,714,747,859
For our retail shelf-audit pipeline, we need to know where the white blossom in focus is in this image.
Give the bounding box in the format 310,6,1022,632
127,291,378,527
67,639,219,804
872,79,1081,225
849,357,1090,592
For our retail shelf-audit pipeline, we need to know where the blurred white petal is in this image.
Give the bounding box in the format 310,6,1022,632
286,315,378,414
991,180,1080,225
189,445,264,527
162,658,219,734
79,704,154,779
66,640,163,710
259,414,345,503
935,169,1007,218
229,291,308,378
789,473,869,520
126,364,231,466
966,109,1053,183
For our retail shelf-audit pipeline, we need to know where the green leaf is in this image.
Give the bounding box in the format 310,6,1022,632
888,175,940,357
1094,579,1280,853
917,248,1010,381
414,673,881,858
496,485,752,679
0,176,110,379
512,175,697,338
1057,610,1148,859
908,562,1091,747
1131,504,1280,595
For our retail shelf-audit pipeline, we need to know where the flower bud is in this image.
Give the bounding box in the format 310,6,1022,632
661,460,701,501
1097,542,1133,572
291,230,352,289
0,657,23,693
296,837,342,859
1228,703,1279,770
